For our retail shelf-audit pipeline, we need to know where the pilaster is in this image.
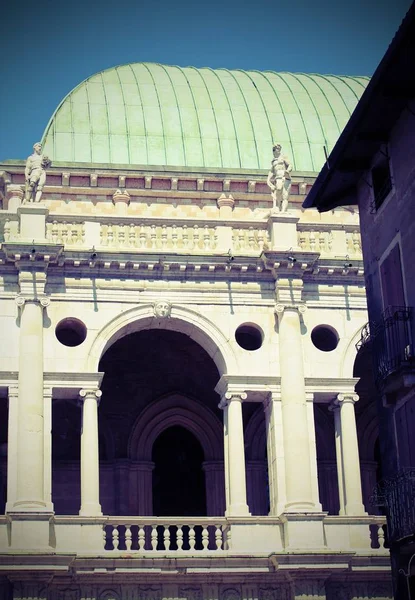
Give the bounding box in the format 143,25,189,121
12,293,50,511
264,392,287,516
275,302,317,512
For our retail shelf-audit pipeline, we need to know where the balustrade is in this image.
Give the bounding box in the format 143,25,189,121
102,518,227,552
46,220,85,245
298,227,362,257
232,226,268,252
39,215,362,259
99,222,218,251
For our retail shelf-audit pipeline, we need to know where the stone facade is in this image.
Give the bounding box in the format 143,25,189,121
0,160,392,599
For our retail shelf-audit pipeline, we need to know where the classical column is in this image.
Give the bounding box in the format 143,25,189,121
275,304,316,511
79,388,102,516
329,401,346,515
219,392,250,516
334,393,366,516
12,294,49,511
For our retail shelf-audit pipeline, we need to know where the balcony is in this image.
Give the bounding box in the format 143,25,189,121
0,513,388,555
362,306,415,397
373,469,415,544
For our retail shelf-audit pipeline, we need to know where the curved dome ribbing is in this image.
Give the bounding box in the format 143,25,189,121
42,63,369,171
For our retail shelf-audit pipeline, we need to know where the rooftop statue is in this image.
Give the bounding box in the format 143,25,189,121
267,143,293,213
24,142,51,203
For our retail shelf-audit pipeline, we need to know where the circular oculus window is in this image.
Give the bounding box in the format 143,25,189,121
235,323,264,351
55,318,87,347
311,325,339,352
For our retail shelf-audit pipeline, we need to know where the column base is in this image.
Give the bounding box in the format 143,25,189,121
7,500,53,513
225,503,251,517
79,502,102,517
283,500,321,512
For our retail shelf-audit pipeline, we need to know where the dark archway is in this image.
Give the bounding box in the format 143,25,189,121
152,425,207,517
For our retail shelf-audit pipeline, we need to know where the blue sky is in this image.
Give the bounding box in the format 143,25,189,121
0,0,412,161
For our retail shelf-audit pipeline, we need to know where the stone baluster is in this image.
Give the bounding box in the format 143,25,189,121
129,223,136,247
182,225,189,249
161,225,168,249
219,392,250,516
171,224,178,249
193,225,200,249
118,223,126,247
238,229,245,251
139,224,147,248
275,303,316,511
79,388,102,516
12,291,50,511
203,225,210,249
150,224,157,249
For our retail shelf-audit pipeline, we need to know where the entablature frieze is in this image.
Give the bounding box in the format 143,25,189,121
215,375,281,401
0,163,317,204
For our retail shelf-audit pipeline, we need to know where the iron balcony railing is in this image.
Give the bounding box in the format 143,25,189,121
372,469,415,543
357,306,414,388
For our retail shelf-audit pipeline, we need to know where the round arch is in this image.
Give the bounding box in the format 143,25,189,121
128,393,224,462
339,323,367,378
87,303,237,376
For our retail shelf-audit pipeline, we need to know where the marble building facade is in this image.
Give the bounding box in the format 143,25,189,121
0,64,393,600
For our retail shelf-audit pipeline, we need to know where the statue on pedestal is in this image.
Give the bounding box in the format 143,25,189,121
267,143,293,213
24,142,51,203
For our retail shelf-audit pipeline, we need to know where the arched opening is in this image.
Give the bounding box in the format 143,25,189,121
152,426,206,516
92,327,223,516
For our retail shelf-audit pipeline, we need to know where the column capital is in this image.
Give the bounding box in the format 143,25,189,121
218,391,247,409
15,294,50,308
336,393,359,405
275,302,306,317
79,388,102,404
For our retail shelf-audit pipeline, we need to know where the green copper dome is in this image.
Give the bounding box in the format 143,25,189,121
42,63,368,172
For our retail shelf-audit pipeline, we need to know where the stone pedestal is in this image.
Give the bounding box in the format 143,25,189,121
267,212,299,250
17,205,48,241
281,512,326,550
